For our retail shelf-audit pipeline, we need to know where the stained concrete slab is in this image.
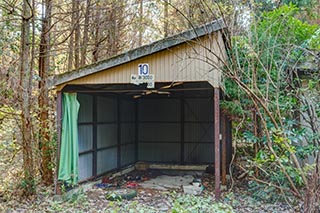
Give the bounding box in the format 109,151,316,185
139,175,194,190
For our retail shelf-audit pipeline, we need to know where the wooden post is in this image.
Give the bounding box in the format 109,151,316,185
214,88,220,199
221,113,227,186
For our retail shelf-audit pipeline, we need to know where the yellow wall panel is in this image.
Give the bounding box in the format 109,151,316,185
56,32,226,91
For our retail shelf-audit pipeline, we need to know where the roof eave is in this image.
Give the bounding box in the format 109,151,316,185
51,18,226,87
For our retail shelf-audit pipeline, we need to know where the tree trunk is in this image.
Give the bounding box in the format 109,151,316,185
304,160,320,213
138,0,143,47
187,0,193,28
74,0,80,69
164,0,169,37
80,0,91,66
19,0,35,196
92,6,101,62
106,0,121,57
67,1,76,71
38,0,53,185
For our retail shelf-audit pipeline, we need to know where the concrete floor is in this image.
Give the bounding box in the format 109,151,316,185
139,174,194,190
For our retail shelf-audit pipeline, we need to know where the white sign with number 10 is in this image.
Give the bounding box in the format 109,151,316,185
131,63,154,88
138,63,149,76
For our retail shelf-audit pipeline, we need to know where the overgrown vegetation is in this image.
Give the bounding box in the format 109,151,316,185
1,187,235,212
218,2,319,211
0,0,319,211
171,193,234,213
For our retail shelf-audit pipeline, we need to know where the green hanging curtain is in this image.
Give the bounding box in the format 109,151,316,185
58,93,80,185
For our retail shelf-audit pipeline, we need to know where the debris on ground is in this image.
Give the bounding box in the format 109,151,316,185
183,181,204,195
0,169,302,212
126,182,139,188
105,188,137,201
93,183,113,189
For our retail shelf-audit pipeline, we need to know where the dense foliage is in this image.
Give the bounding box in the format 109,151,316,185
221,3,319,210
0,0,319,211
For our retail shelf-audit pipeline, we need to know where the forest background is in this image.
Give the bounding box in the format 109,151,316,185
0,0,319,211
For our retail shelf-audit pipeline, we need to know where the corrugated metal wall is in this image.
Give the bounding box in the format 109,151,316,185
137,96,214,164
120,99,136,167
96,96,118,175
78,94,94,181
184,98,214,163
138,98,181,162
77,86,216,181
77,93,136,181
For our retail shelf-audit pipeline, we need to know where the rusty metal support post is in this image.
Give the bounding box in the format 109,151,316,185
221,113,227,186
55,91,62,194
214,88,220,199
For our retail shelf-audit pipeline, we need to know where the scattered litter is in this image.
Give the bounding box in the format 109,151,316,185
193,178,202,183
183,184,204,195
102,176,113,184
221,185,227,191
106,189,137,201
124,175,142,181
94,183,113,189
182,177,204,195
126,182,139,188
142,177,150,181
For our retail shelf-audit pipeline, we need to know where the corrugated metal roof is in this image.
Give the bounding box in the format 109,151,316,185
51,19,226,88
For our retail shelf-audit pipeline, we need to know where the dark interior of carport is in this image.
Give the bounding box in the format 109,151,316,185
62,81,232,182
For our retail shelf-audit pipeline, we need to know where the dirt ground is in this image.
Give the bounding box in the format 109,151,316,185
0,169,302,212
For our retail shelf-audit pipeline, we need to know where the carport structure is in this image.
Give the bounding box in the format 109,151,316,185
53,19,231,199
